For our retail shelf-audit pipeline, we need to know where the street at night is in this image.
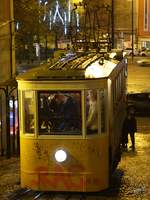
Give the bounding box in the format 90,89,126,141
1,0,150,199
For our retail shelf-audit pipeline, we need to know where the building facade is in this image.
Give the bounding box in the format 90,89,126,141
114,0,150,50
138,0,150,49
0,0,18,157
112,0,137,49
0,0,16,81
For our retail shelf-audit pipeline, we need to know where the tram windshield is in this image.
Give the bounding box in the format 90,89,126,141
23,91,35,133
38,91,82,135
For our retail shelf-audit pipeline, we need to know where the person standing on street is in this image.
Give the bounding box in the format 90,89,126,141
122,108,137,151
128,108,137,151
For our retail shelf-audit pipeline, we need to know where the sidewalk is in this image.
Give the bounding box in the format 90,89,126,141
0,156,20,200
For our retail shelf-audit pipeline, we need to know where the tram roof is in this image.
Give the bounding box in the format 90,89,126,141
16,51,121,81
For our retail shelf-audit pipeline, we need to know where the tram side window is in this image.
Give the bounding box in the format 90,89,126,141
38,91,82,135
86,90,98,134
100,90,105,133
23,91,35,133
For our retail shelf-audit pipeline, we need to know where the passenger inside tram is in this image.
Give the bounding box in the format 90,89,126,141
54,93,80,131
38,91,81,134
86,90,98,134
24,93,35,133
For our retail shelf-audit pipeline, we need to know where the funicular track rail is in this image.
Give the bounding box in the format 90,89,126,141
8,188,87,200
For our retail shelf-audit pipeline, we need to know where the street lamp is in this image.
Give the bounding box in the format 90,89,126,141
131,0,134,61
111,0,114,48
128,0,134,61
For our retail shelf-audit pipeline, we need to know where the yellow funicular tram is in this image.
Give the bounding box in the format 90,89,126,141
17,51,127,192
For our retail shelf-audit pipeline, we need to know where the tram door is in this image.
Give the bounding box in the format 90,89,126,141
85,89,109,188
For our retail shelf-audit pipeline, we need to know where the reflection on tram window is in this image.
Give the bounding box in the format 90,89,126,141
86,90,98,134
23,91,35,133
38,91,82,135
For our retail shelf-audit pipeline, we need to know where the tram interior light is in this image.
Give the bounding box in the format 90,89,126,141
54,149,67,163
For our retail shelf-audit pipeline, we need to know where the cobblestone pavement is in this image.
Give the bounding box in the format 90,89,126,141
0,118,150,200
117,131,150,200
0,157,20,200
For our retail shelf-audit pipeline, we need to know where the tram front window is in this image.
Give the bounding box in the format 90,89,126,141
23,91,35,133
38,91,82,135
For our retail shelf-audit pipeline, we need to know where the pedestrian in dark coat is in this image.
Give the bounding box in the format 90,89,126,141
127,112,137,151
122,110,137,151
121,117,129,149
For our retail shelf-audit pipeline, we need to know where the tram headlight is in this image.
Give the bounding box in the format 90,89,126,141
54,149,67,163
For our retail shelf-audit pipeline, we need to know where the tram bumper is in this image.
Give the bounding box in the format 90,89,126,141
21,170,108,192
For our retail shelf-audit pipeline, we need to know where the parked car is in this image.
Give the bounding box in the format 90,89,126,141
136,58,150,66
124,48,139,56
127,93,150,116
139,49,150,56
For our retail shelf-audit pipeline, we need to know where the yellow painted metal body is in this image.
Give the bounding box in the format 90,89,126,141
17,54,127,192
20,135,109,192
